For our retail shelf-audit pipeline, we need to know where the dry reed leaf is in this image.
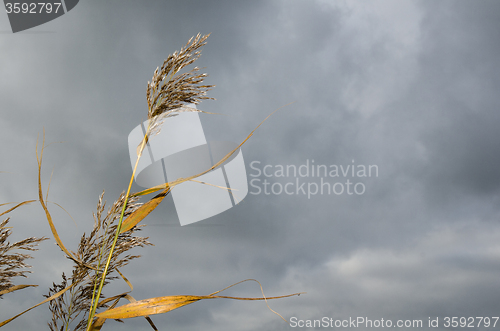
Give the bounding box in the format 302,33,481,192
48,200,78,227
131,185,168,198
36,134,74,260
96,295,208,319
120,294,158,331
0,284,37,296
96,293,303,320
121,294,158,331
119,190,169,234
36,133,96,270
189,179,233,191
89,316,106,331
0,283,74,327
116,268,133,291
188,179,244,203
96,278,304,321
90,294,158,331
0,200,36,218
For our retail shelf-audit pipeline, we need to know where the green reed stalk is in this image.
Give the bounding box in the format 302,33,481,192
85,134,148,331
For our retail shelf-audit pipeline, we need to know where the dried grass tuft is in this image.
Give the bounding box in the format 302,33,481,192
0,218,47,297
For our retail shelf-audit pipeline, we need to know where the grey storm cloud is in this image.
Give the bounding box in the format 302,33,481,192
1,1,500,330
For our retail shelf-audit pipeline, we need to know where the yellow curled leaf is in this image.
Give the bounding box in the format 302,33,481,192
96,295,211,319
96,292,304,320
119,190,169,233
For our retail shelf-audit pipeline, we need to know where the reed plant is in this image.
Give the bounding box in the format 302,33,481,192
0,34,302,330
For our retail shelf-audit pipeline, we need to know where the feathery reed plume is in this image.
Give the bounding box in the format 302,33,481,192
0,218,47,297
146,33,214,138
46,192,151,331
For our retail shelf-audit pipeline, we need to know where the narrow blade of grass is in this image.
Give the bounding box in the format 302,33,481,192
36,133,74,260
116,268,133,291
0,200,36,218
36,132,96,270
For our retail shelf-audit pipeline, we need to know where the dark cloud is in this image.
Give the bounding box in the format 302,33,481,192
2,1,500,330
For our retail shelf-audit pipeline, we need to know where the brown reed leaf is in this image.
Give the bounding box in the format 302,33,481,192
96,295,208,319
96,279,304,321
90,294,158,331
96,293,303,320
119,189,169,234
0,283,74,327
0,284,37,296
116,268,133,291
122,294,158,331
36,133,83,266
0,200,36,218
48,200,78,227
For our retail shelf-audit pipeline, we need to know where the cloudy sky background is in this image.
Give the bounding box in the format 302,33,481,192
2,0,500,330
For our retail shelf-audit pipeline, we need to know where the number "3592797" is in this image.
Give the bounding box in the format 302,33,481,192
5,2,62,14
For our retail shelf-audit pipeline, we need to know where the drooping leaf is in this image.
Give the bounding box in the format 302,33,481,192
0,200,36,218
36,133,94,270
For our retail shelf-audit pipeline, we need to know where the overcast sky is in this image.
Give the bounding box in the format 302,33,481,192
2,1,500,330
